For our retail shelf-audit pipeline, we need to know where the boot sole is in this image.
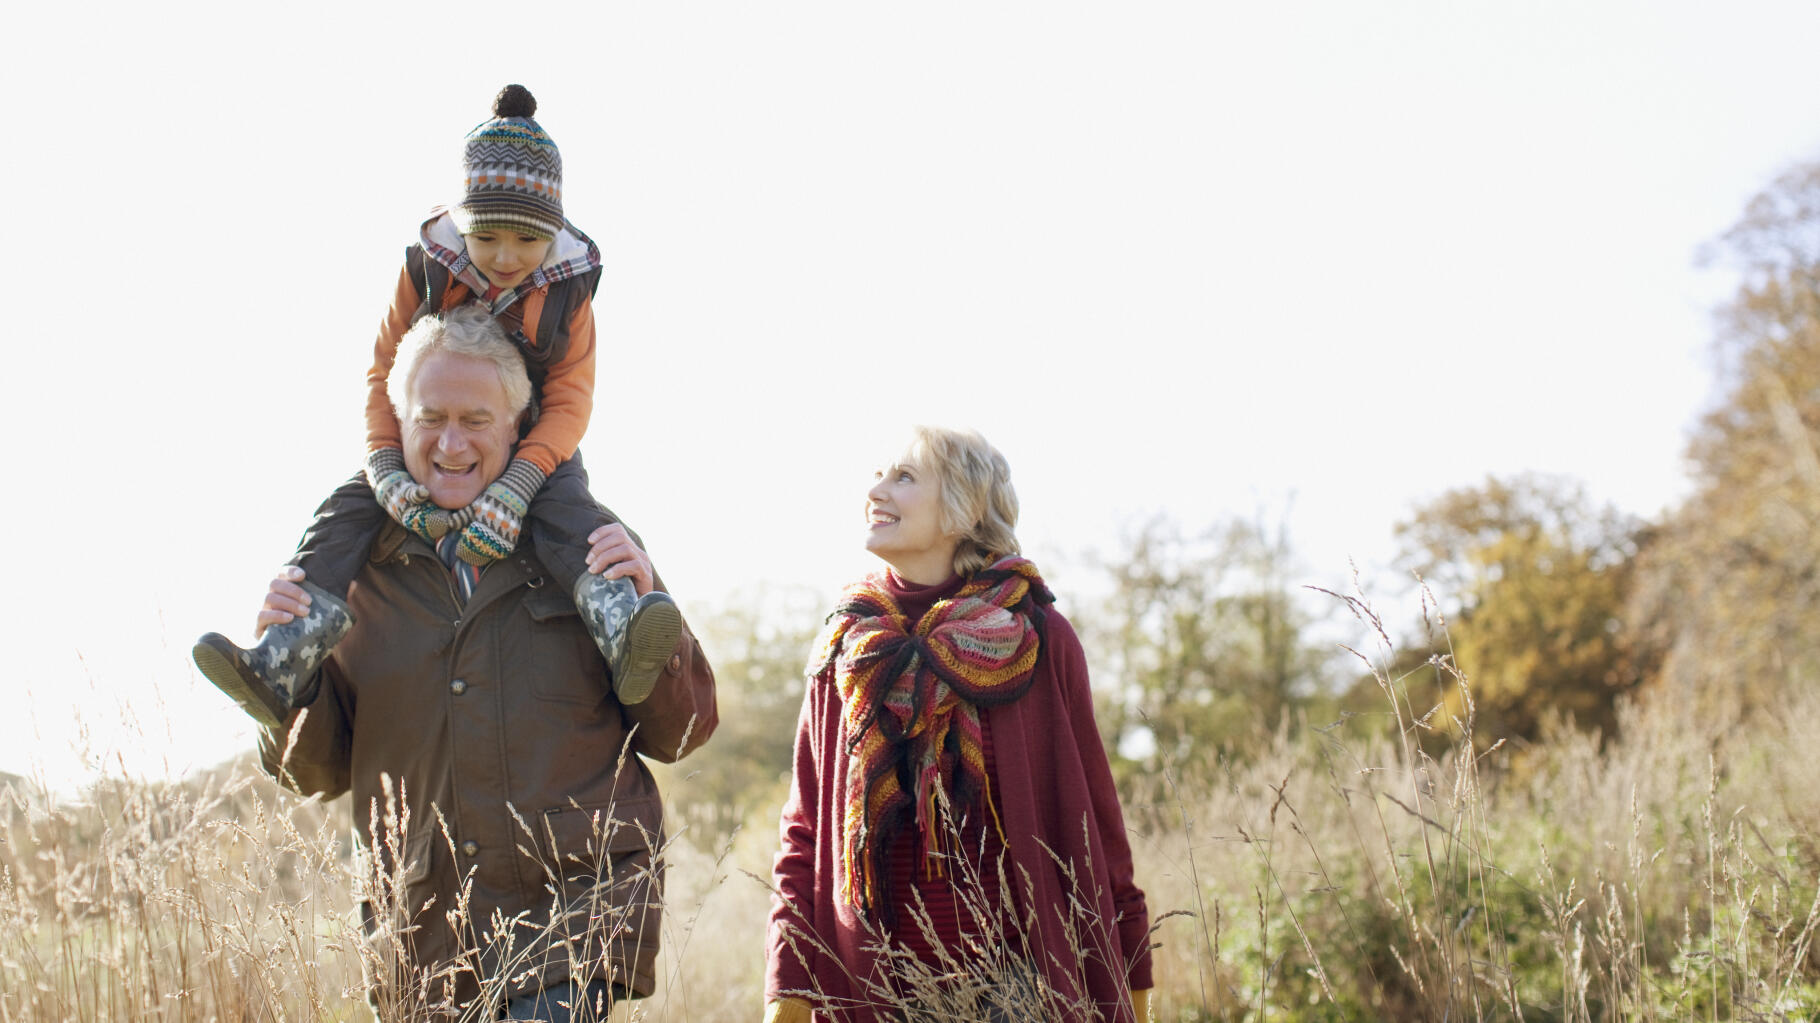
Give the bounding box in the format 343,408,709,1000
192,635,289,729
614,599,683,706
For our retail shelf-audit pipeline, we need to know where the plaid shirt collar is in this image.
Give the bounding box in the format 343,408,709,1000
419,208,602,316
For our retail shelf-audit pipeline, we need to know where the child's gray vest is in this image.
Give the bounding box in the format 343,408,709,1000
404,245,603,396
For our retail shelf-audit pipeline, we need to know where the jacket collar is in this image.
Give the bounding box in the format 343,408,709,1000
371,521,553,612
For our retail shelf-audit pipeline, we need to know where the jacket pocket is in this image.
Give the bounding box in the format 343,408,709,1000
519,587,612,706
358,824,438,937
357,825,448,1012
532,794,665,955
534,792,662,874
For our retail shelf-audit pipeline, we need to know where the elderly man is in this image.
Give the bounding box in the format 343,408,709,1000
253,304,717,1021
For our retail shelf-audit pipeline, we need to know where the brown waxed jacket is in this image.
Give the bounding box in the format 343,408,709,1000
259,522,717,1011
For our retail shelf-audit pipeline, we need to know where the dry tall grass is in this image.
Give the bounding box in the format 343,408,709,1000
4,587,1816,1020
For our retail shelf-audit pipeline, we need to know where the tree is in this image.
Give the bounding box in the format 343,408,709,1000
1392,474,1646,744
1629,160,1820,718
650,585,825,846
1084,513,1328,787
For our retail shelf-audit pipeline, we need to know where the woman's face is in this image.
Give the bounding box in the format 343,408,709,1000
865,456,959,583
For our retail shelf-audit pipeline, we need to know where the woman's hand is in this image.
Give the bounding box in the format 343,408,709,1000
254,566,312,638
585,523,656,595
762,997,812,1023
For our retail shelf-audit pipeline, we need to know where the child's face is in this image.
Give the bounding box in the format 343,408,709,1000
465,229,552,290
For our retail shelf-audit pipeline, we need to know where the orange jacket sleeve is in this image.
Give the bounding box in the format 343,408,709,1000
513,287,595,476
363,262,422,455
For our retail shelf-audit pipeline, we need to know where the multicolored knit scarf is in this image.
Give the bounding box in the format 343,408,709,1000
810,556,1054,915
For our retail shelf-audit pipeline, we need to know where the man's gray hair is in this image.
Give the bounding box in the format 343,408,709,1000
387,303,533,419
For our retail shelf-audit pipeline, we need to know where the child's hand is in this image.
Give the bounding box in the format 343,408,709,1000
375,472,430,520
399,502,465,544
454,459,545,566
254,566,312,638
586,523,656,596
454,480,525,564
367,448,430,523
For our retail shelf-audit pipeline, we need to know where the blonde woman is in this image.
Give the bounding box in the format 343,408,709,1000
764,427,1154,1022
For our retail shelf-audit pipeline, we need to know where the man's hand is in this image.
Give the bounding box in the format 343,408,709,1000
255,566,313,638
586,523,656,596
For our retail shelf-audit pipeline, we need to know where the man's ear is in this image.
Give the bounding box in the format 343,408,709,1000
515,397,540,441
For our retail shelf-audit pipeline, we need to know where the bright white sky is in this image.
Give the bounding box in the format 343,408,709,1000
4,1,1817,794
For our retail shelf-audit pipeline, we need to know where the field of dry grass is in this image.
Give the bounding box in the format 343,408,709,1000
4,599,1817,1021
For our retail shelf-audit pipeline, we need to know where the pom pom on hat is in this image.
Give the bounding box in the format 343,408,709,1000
493,84,536,119
453,84,564,239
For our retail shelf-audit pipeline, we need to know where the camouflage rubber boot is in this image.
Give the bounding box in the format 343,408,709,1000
191,581,354,729
573,572,682,706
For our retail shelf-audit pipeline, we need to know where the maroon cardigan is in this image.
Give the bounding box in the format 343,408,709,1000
765,571,1153,1022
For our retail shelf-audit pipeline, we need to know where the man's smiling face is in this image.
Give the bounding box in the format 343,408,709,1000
400,350,519,510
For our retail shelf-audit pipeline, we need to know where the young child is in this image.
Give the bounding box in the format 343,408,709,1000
193,85,680,727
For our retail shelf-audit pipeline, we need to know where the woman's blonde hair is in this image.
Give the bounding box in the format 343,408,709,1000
903,425,1020,577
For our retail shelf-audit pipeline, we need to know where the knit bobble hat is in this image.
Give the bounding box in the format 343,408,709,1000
452,84,564,239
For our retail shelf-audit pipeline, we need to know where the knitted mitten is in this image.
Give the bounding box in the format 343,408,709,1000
367,448,429,524
368,448,463,543
456,458,546,566
400,502,465,545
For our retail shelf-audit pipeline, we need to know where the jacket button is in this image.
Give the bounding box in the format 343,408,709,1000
461,840,479,857
668,653,682,674
450,679,468,695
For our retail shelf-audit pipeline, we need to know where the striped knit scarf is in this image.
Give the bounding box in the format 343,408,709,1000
811,556,1054,915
